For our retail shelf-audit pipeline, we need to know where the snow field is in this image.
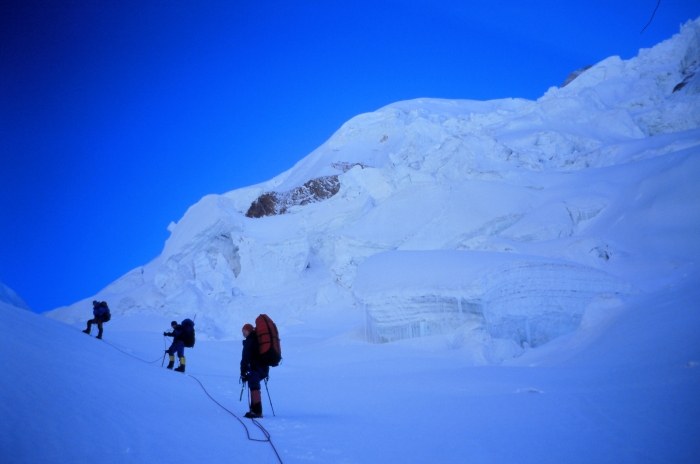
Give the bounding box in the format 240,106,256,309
0,302,274,463
4,276,699,462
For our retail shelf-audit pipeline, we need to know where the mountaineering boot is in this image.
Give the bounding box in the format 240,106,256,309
174,357,186,373
166,355,175,369
96,330,103,340
82,329,90,334
245,402,263,419
245,389,263,418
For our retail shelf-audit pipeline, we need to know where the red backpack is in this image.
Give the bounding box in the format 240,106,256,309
255,314,282,367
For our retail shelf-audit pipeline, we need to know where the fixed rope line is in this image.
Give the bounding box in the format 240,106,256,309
188,374,283,464
94,331,283,464
100,338,165,364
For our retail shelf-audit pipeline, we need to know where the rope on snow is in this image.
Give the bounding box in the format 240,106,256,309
189,374,283,464
94,331,283,463
100,338,164,364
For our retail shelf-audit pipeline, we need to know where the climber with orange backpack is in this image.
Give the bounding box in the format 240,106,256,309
240,314,281,418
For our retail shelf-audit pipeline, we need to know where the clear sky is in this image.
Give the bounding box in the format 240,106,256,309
1,0,698,313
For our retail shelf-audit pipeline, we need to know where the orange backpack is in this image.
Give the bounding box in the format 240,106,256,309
255,314,282,367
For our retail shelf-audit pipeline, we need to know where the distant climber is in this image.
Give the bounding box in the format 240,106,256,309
240,323,270,418
164,318,195,373
82,300,111,339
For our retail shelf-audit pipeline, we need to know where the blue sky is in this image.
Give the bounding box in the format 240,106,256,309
1,0,698,313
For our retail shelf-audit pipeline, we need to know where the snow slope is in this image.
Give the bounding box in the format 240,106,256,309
14,16,699,464
3,278,699,463
0,280,32,311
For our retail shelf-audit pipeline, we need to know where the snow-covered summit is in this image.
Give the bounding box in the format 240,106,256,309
47,18,700,362
238,17,699,195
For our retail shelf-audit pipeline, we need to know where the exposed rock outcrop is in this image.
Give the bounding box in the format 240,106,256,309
673,60,698,92
246,175,341,218
332,161,368,172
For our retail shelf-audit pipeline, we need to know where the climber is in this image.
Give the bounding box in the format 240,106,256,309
240,323,269,418
164,319,195,373
82,300,111,339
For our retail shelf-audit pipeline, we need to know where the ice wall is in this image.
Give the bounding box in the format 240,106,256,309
355,251,636,346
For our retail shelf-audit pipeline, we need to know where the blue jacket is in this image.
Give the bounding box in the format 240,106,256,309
165,325,184,342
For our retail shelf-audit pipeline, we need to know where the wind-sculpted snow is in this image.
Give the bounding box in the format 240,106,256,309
47,19,700,359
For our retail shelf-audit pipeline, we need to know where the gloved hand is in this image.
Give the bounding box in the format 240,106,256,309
163,332,167,336
240,373,248,383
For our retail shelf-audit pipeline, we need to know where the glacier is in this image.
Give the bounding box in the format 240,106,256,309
46,18,700,359
6,15,700,464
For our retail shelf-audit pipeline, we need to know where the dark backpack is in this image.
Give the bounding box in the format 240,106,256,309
255,314,281,367
181,318,195,348
99,302,111,322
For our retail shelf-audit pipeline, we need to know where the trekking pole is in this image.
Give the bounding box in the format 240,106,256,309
264,377,276,417
161,335,167,367
239,381,245,401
